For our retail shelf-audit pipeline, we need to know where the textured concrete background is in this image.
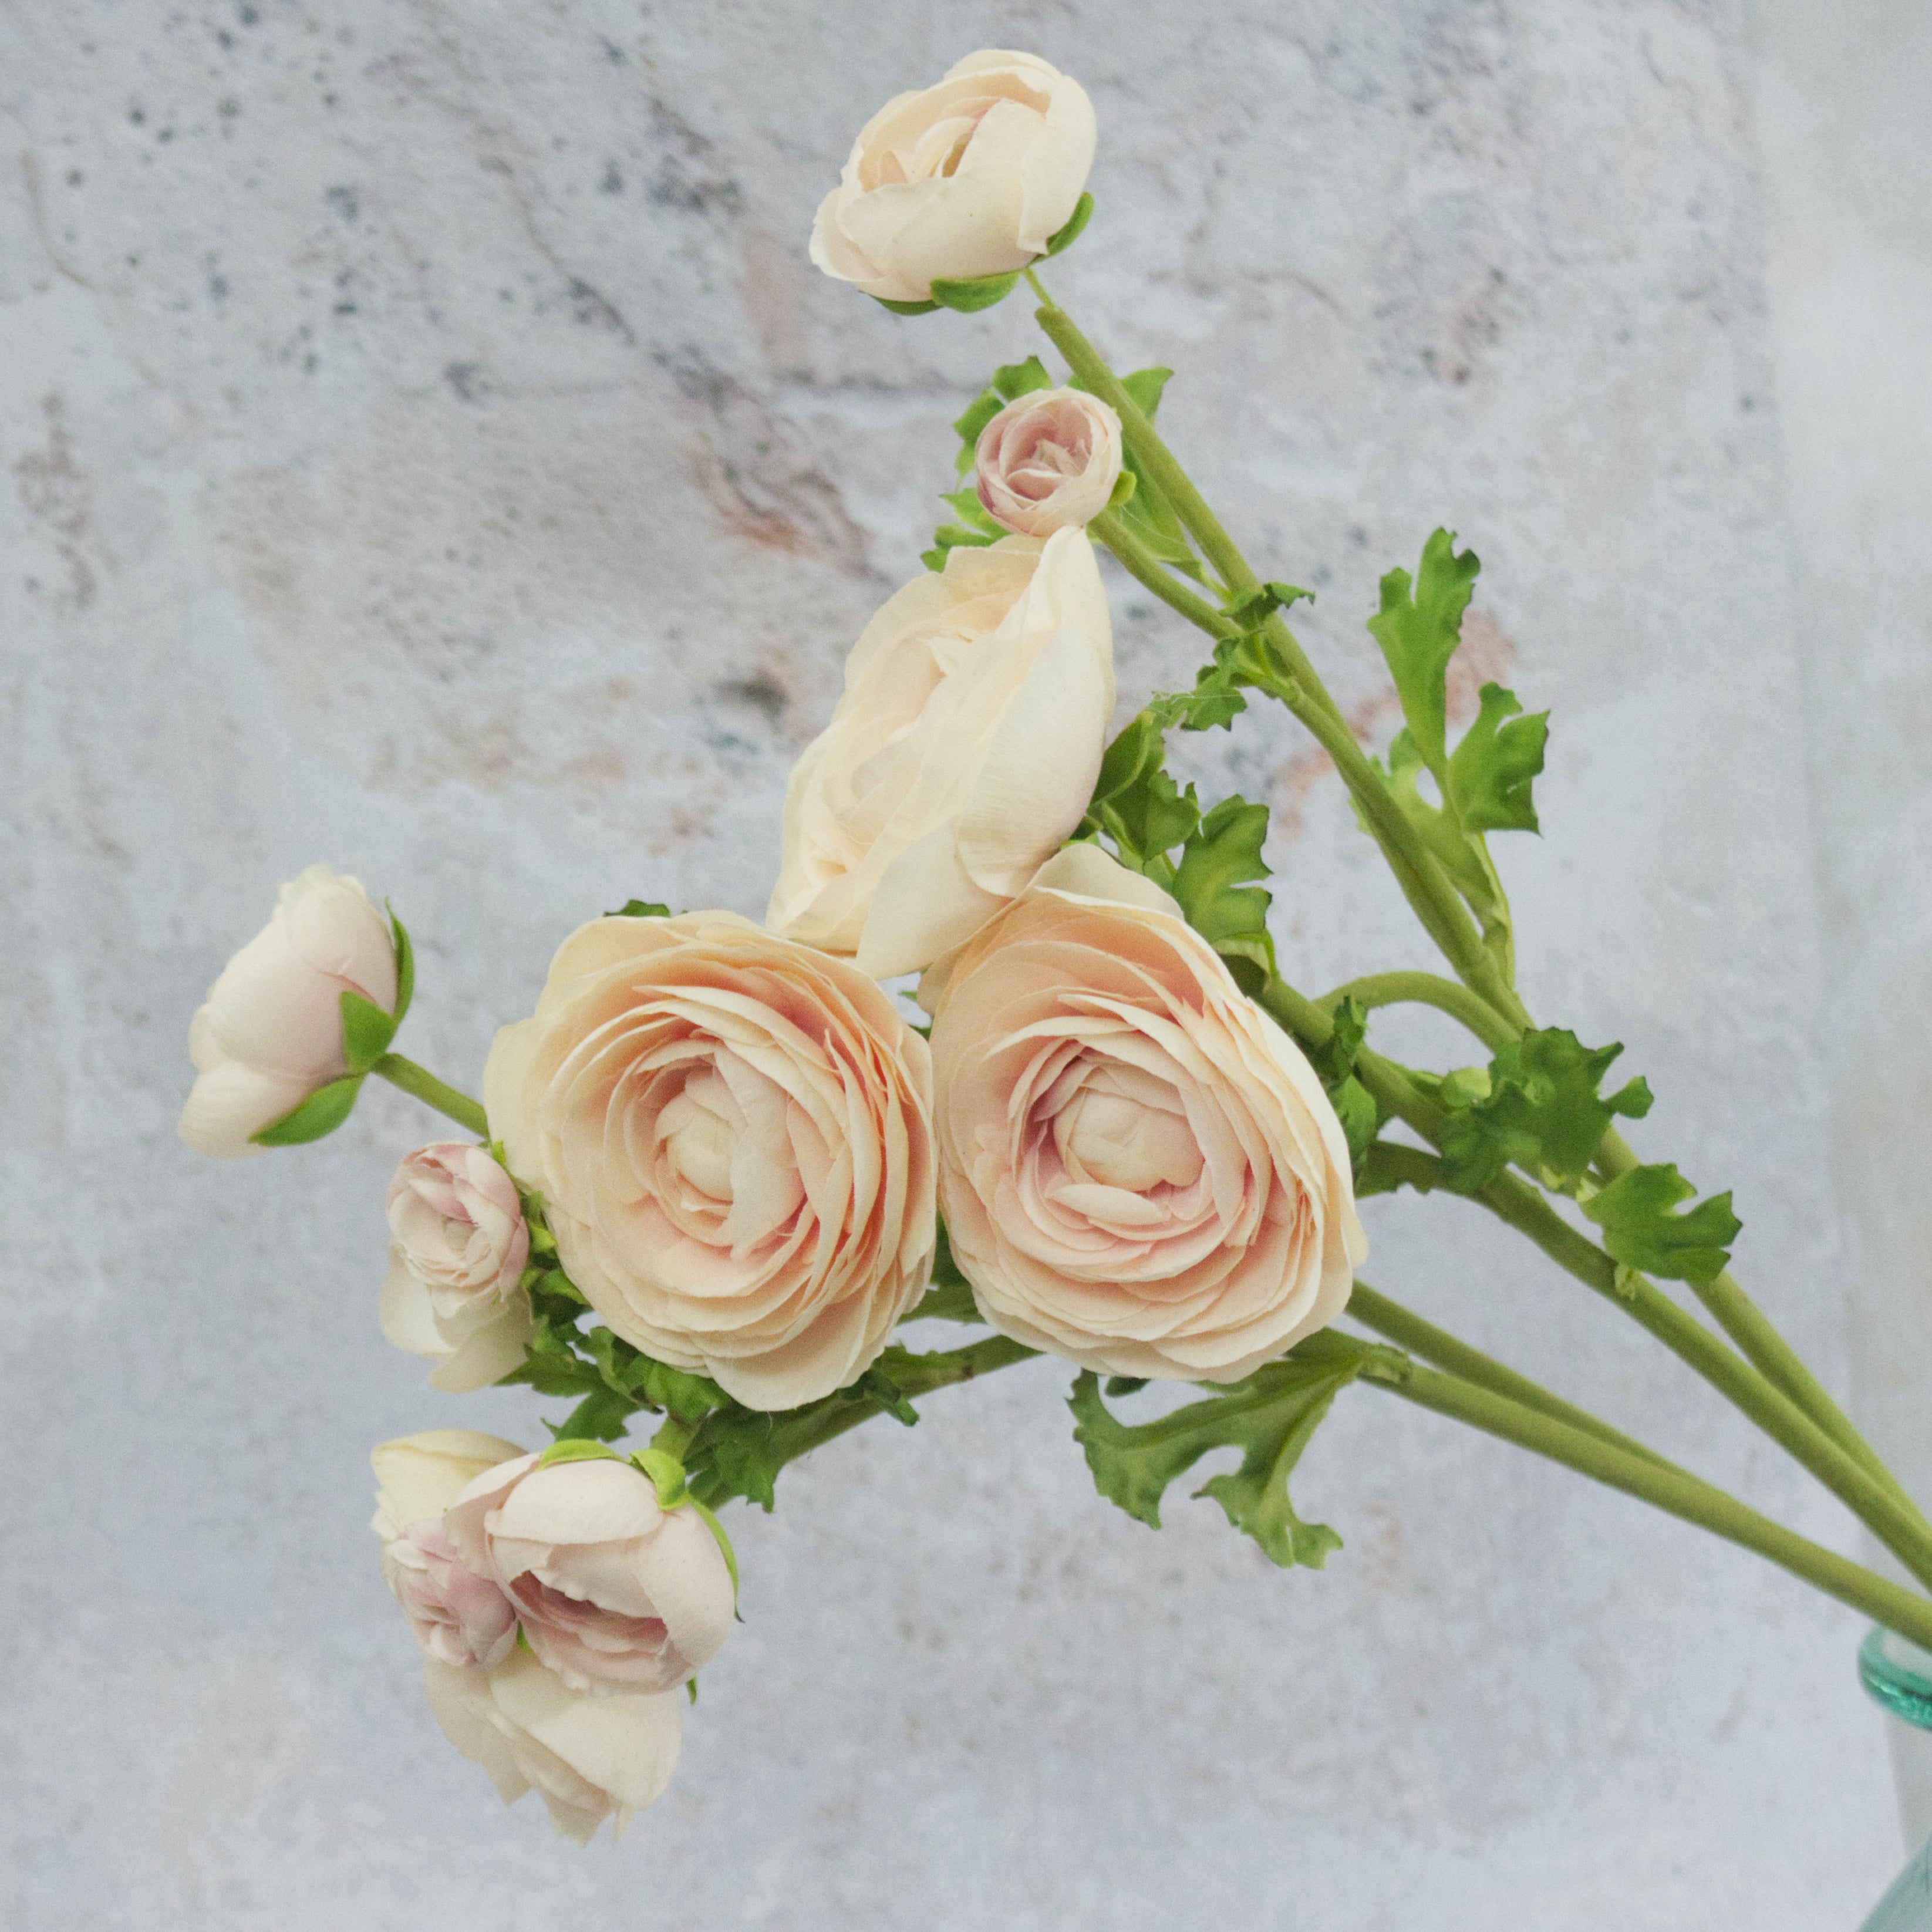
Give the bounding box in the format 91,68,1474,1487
3,1,1926,1926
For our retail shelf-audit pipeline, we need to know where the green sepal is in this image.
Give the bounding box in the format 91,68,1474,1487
1449,683,1549,835
607,899,672,919
630,1447,691,1509
1438,1029,1653,1192
1173,795,1276,985
929,271,1021,313
537,1437,623,1469
1366,528,1481,783
992,355,1054,401
1043,191,1094,258
686,1677,699,1705
249,1073,365,1147
1583,1163,1741,1284
845,1364,919,1426
339,989,397,1075
1068,1346,1377,1569
872,295,940,316
387,903,416,1028
687,1495,740,1600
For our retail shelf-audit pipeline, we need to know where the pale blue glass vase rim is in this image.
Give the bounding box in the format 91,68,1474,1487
1860,1624,1932,1731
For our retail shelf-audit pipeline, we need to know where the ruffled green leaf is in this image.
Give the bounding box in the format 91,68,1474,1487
607,899,672,919
1449,683,1549,835
1173,795,1276,990
1068,1348,1378,1569
1366,528,1481,782
1439,1029,1653,1192
249,1073,364,1147
1583,1164,1741,1284
1223,581,1313,630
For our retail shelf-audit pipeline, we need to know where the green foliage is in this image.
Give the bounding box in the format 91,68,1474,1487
1222,581,1312,630
607,899,672,919
930,269,1023,313
1171,797,1276,990
1583,1164,1741,1284
693,1407,787,1511
249,1073,364,1147
1043,192,1094,258
1068,1346,1384,1568
902,1222,986,1325
1438,1029,1653,1192
1449,684,1549,835
1366,528,1481,781
339,989,398,1075
387,904,416,1028
1301,996,1383,1180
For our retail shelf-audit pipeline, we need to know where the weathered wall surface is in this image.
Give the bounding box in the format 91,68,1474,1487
1,2,1917,1924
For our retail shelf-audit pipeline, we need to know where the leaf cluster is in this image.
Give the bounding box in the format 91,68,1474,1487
1068,1336,1400,1569
1582,1163,1741,1285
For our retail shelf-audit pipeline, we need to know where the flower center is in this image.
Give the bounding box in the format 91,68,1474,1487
1052,1066,1203,1194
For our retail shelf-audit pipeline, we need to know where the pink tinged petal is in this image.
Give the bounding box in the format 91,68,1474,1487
625,1509,735,1676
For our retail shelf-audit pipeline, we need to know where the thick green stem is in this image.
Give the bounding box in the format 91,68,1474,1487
372,1053,488,1137
1346,1280,1671,1470
1370,1357,1932,1653
1089,508,1242,638
1321,972,1520,1051
1473,1167,1932,1593
1593,1127,1918,1521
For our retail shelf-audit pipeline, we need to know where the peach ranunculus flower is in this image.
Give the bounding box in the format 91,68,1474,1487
810,50,1097,305
975,388,1123,537
923,845,1367,1381
767,529,1114,979
423,1647,683,1845
379,1142,535,1393
179,864,399,1157
372,1431,685,1843
445,1449,736,1696
484,912,936,1409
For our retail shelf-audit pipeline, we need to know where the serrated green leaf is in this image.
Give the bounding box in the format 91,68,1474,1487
547,1385,639,1444
696,1408,783,1512
1449,683,1549,835
920,545,949,572
387,903,415,1028
1043,192,1094,258
1223,581,1313,629
873,295,940,316
1327,1075,1382,1179
339,988,397,1075
940,485,1004,535
1583,1164,1741,1284
1366,528,1481,780
930,271,1021,313
1173,796,1276,977
952,387,1006,461
1068,1356,1363,1568
1107,768,1201,868
992,355,1053,400
1439,1029,1653,1192
1090,714,1165,809
607,899,671,919
249,1073,364,1147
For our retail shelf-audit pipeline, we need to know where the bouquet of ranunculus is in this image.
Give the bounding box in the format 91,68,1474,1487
181,46,1932,1884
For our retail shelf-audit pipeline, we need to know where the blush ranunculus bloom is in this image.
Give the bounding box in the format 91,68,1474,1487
810,50,1096,305
179,864,399,1157
446,1451,734,1696
423,1647,682,1845
371,1429,528,1669
975,388,1123,537
922,845,1367,1381
379,1142,535,1393
767,530,1114,979
484,912,936,1408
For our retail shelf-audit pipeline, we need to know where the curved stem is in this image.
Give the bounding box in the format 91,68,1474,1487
1368,1356,1932,1653
1089,507,1241,638
1346,1280,1671,1470
372,1053,488,1137
1321,972,1520,1051
1594,1127,1918,1521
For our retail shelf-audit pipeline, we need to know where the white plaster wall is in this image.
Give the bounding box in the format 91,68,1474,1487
0,1,1914,1924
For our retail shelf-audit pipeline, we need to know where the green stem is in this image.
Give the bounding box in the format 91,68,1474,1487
1594,1128,1918,1522
1321,972,1520,1051
1346,1280,1672,1470
1368,1355,1932,1653
372,1053,488,1137
1472,1166,1932,1593
652,1414,698,1461
1089,508,1242,638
